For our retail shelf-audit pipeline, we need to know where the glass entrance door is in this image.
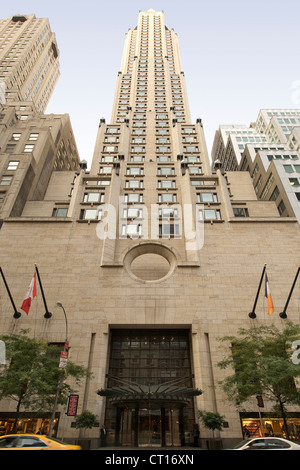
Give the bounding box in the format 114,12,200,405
138,409,161,447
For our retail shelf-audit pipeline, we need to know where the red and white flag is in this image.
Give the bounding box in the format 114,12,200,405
265,272,274,316
21,273,37,315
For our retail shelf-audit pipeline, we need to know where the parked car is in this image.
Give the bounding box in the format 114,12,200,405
232,437,300,450
0,434,81,450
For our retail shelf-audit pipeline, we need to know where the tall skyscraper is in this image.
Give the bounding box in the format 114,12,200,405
0,14,60,112
0,10,299,449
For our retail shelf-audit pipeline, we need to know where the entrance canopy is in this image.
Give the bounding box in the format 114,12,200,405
97,376,202,408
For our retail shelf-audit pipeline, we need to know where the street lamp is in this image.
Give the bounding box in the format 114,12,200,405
48,302,69,438
56,301,68,341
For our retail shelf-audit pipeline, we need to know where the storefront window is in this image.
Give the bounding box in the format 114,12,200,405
0,414,58,436
241,415,300,440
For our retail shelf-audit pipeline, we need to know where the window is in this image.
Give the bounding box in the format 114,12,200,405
199,209,221,221
159,223,180,237
121,224,142,237
24,144,34,152
157,167,175,176
15,437,47,448
233,207,249,217
29,133,38,140
99,166,112,175
189,166,202,175
278,200,286,215
283,164,293,173
289,178,300,186
83,192,104,203
123,208,143,218
197,193,218,203
52,208,68,218
80,208,102,220
103,145,118,153
158,180,176,189
158,207,178,218
124,193,143,203
270,186,279,201
0,176,12,186
7,161,19,170
158,193,177,203
126,167,144,176
5,143,16,153
11,133,21,141
125,180,143,189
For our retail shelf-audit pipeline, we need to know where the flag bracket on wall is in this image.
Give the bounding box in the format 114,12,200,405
279,266,300,319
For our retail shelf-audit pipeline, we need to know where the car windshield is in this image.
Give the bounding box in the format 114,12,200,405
232,439,251,449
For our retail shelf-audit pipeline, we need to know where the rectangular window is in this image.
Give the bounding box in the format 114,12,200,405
24,144,34,152
124,193,143,203
5,143,16,153
83,192,104,203
99,166,113,174
199,209,221,221
189,166,202,175
278,200,286,215
29,133,39,140
125,180,143,189
126,167,144,176
157,167,175,176
52,208,68,218
158,180,176,189
289,178,300,186
11,133,21,141
159,223,180,237
284,165,293,173
7,161,19,170
197,193,218,203
121,224,142,237
103,146,118,153
80,208,102,220
0,176,12,186
158,193,177,203
233,207,249,217
123,208,143,218
158,207,178,218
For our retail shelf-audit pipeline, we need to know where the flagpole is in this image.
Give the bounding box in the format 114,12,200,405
279,266,300,319
0,267,21,319
248,264,267,319
34,264,52,318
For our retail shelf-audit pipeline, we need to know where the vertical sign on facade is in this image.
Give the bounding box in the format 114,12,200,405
66,394,79,416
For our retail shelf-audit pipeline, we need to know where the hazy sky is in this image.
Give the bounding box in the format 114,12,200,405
2,0,300,166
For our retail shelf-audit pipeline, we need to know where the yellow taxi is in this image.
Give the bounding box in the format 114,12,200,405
0,434,81,450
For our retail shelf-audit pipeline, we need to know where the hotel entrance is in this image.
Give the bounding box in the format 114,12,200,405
118,406,184,447
98,329,202,447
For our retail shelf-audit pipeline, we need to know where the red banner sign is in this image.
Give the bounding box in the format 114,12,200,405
67,394,79,416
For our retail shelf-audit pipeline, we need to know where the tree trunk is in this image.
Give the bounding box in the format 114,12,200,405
11,398,22,433
279,399,290,439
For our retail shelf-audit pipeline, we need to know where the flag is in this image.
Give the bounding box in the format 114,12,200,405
21,273,37,314
265,272,274,316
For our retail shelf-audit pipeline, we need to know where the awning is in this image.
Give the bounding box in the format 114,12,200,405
97,377,202,408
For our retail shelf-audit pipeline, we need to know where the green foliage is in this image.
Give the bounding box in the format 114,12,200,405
0,330,91,421
217,322,300,408
217,322,300,438
198,410,225,432
75,410,98,430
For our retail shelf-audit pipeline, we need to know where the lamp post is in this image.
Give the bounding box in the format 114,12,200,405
48,302,69,438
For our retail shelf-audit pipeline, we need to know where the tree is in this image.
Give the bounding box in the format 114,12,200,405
0,330,90,432
75,410,98,431
198,410,225,438
217,322,300,438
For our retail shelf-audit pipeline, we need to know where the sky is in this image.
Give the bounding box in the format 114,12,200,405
2,0,300,167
